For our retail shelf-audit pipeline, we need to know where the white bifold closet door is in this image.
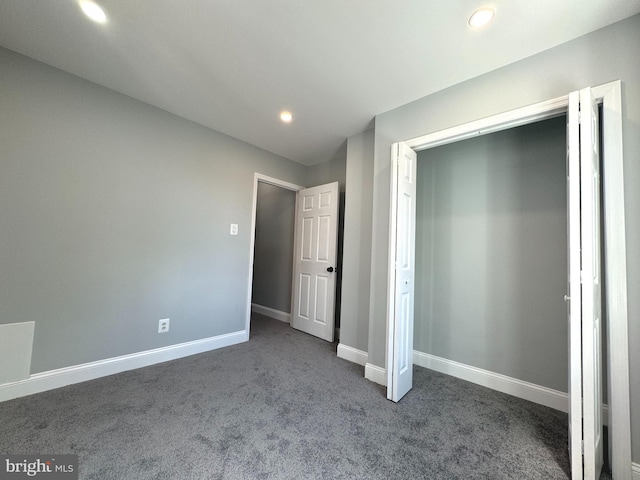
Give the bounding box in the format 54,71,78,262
568,87,603,480
386,142,417,402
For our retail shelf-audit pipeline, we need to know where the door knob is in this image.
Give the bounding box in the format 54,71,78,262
327,267,334,273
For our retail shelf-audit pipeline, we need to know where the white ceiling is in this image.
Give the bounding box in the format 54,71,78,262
1,1,639,166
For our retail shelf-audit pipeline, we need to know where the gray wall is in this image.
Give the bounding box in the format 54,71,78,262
339,129,374,352
306,145,347,193
0,46,307,374
415,116,568,391
367,14,639,461
252,182,296,313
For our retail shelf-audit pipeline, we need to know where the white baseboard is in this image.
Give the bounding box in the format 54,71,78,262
337,344,368,366
251,303,291,323
414,350,569,412
632,462,640,480
365,363,386,386
0,330,247,403
413,350,610,424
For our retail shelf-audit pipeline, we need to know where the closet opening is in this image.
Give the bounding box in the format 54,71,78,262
385,81,630,478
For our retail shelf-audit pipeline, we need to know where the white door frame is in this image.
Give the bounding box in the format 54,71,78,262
387,80,631,479
245,173,304,339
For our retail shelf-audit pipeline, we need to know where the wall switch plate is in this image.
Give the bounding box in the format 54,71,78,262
230,223,238,235
158,318,170,333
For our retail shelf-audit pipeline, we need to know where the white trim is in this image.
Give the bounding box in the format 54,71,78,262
406,95,568,152
631,463,640,480
251,303,291,324
246,173,304,340
365,363,386,386
254,173,304,192
413,351,568,412
0,330,246,403
337,344,368,366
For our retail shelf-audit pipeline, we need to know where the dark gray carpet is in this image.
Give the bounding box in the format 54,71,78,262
0,315,611,479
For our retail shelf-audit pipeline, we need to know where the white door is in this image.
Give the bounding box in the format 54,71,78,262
580,86,604,480
568,87,604,480
291,182,339,342
567,90,583,480
386,142,417,402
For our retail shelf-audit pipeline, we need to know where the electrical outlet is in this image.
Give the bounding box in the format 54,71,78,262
158,318,170,333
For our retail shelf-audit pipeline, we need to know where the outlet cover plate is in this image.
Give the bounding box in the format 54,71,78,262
158,318,170,333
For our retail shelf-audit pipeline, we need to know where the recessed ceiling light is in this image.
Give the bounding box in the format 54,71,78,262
280,111,293,123
468,7,495,28
79,1,107,24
